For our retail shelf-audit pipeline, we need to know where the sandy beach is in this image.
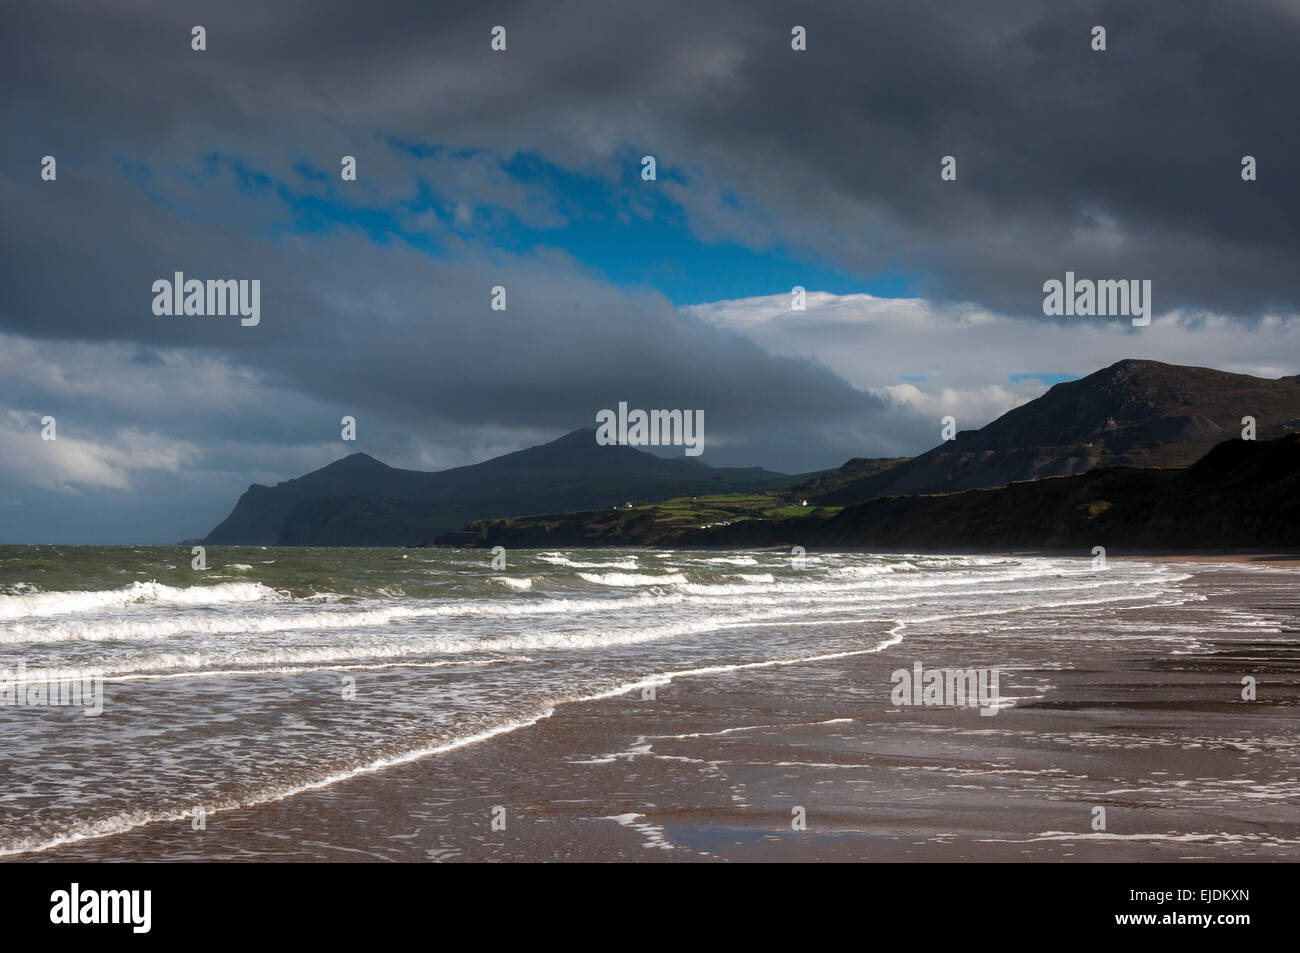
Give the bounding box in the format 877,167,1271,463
1115,553,1300,567
18,560,1298,863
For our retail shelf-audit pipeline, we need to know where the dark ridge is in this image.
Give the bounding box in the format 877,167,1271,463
812,359,1300,505
203,429,789,546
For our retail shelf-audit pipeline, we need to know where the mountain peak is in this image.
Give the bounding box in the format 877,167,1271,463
203,427,784,545
1102,358,1169,371
812,359,1300,505
311,452,392,476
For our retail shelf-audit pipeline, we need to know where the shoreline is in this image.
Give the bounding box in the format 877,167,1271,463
10,541,1297,568
16,560,1300,863
1112,552,1300,567
426,542,1300,565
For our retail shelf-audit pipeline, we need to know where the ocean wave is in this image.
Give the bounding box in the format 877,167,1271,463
0,707,558,859
0,582,41,596
0,580,282,620
0,590,691,644
0,608,916,859
0,562,1166,645
537,554,640,569
673,575,778,594
827,562,919,578
577,572,688,587
491,576,534,590
18,602,847,679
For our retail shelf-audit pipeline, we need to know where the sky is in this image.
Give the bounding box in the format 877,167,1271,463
1,0,1298,543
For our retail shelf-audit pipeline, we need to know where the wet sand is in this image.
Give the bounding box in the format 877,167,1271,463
1114,552,1300,567
22,563,1300,862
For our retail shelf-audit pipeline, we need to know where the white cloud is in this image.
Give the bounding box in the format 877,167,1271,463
871,382,1025,430
0,333,282,416
0,412,200,493
685,291,1300,450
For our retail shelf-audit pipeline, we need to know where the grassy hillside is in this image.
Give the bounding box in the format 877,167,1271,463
432,492,841,548
206,429,795,546
438,435,1300,553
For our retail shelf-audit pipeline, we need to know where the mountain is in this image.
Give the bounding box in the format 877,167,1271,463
443,434,1300,552
785,456,909,498
803,433,1300,551
813,359,1300,504
205,360,1300,548
202,429,795,546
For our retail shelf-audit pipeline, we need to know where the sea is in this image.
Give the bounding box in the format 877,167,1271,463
0,544,1272,858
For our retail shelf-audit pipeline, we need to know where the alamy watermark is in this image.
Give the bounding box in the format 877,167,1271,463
50,884,150,933
0,661,103,716
595,402,704,456
152,272,260,326
890,660,1001,716
1042,271,1151,327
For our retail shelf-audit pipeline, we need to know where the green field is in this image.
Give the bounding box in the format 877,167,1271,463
626,493,842,530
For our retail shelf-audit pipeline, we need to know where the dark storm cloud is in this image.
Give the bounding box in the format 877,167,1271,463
0,152,879,446
1,0,1297,507
6,0,1295,318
